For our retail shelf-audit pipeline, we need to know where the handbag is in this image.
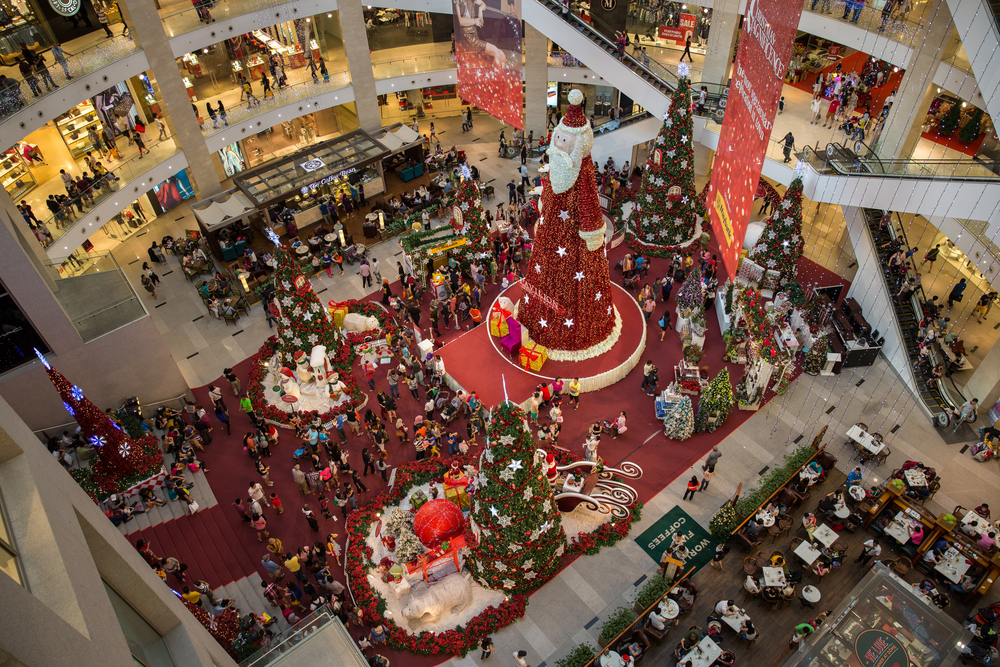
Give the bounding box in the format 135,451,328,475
188,500,200,512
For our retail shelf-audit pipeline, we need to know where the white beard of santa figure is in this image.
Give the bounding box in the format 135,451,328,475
518,89,619,360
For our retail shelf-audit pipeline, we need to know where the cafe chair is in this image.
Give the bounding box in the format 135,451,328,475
790,537,804,554
817,451,838,472
754,550,768,567
735,528,763,551
742,557,758,577
630,629,652,664
875,446,891,467
769,551,786,567
233,296,251,316
223,311,240,326
892,557,911,576
761,586,781,609
743,574,761,602
642,617,673,643
780,585,797,608
776,488,802,510
833,539,850,554
672,642,685,661
717,650,736,666
768,524,784,543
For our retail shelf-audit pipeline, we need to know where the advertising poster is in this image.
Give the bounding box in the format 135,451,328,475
657,14,696,45
218,142,247,178
705,0,802,280
153,169,195,212
92,83,137,139
453,0,523,129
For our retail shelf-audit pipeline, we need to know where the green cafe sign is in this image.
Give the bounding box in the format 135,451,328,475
854,629,910,667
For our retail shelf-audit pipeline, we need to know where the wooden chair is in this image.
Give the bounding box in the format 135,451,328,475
754,550,768,567
833,539,850,554
735,528,764,551
892,557,911,576
790,537,804,554
875,446,891,467
780,585,796,608
742,575,761,602
768,524,784,543
223,311,240,326
233,296,251,316
642,615,672,642
630,629,652,664
742,557,758,576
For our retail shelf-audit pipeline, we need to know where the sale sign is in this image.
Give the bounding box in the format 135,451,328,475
657,14,696,45
705,0,802,280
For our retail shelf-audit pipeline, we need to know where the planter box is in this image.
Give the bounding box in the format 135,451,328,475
737,401,760,411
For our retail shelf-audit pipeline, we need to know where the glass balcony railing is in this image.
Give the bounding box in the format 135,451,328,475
47,251,147,342
41,137,182,251
200,70,350,137
799,0,923,47
372,54,456,80
238,605,365,667
800,144,1000,180
0,36,139,123
160,0,295,37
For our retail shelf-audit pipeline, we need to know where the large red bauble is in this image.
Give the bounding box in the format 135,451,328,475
413,499,465,548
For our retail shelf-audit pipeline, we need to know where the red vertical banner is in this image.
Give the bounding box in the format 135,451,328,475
453,0,523,129
705,0,802,280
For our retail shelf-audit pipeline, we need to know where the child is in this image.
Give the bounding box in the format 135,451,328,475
271,492,284,515
318,494,332,519
778,96,785,114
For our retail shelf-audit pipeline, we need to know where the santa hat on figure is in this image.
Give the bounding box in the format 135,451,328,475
545,453,558,484
547,90,595,195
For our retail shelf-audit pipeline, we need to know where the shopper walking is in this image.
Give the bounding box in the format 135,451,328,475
682,475,699,501
948,278,967,309
854,538,881,566
781,132,795,163
680,35,693,62
96,2,113,37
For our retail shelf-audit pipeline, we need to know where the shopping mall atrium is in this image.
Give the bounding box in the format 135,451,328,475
1,0,1000,665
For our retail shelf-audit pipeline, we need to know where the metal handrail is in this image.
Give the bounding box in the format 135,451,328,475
71,296,139,325
31,393,189,434
239,605,347,667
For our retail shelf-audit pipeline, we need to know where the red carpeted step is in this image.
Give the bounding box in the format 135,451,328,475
185,508,239,587
203,504,261,584
161,512,223,586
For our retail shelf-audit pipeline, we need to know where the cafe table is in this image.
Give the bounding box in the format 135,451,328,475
934,547,972,584
756,510,776,527
904,469,928,488
295,245,310,255
884,511,916,544
835,505,851,519
324,233,337,243
720,608,751,633
680,637,722,667
658,598,680,619
763,566,787,588
794,541,822,565
847,424,885,455
812,524,839,548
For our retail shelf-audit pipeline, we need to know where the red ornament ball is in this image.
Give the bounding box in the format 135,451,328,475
413,499,465,548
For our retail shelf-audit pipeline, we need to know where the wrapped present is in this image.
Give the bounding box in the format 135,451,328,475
489,305,512,337
330,305,349,328
518,342,547,371
410,490,428,510
444,485,470,509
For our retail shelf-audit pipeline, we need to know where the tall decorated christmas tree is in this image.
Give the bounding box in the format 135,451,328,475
269,236,351,366
663,396,695,440
467,402,567,595
747,177,804,286
804,334,829,375
626,68,706,256
695,368,734,433
37,349,164,500
453,168,494,263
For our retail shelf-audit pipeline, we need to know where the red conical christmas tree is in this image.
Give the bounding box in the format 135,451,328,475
36,349,164,499
747,177,804,285
518,89,618,359
626,73,705,256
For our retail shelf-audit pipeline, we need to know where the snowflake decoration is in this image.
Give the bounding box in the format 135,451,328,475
660,230,670,237
307,334,319,344
781,200,791,210
646,194,654,203
495,561,508,571
282,280,292,290
524,571,538,580
564,318,574,327
508,543,521,552
90,435,106,448
499,467,515,482
667,149,676,158
485,449,495,463
766,259,777,268
676,61,691,78
529,529,540,541
523,487,533,501
665,118,673,127
282,296,294,307
556,246,567,257
475,501,480,514
543,500,552,512
555,545,565,557
539,319,548,328
508,459,523,472
503,579,515,588
499,434,516,446
461,201,470,211
540,520,552,534
574,271,585,282
646,233,655,241
675,234,684,241
498,515,512,528
490,505,500,517
523,558,534,569
63,402,75,415
120,441,131,456
70,385,84,402
558,210,570,220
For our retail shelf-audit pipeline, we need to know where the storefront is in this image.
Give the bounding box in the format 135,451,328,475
232,129,391,253
379,86,462,124
626,1,712,49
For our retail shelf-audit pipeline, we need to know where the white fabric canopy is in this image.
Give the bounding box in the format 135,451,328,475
392,125,421,144
193,192,256,229
378,133,404,151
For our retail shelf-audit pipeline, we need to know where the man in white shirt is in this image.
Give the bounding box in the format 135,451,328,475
648,609,667,631
854,539,881,566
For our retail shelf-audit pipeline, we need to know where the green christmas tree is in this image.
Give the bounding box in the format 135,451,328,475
663,395,694,440
803,334,829,375
268,237,349,366
626,73,704,256
748,178,804,286
959,108,983,144
695,369,733,433
453,169,494,262
468,402,567,596
675,266,704,317
938,102,962,136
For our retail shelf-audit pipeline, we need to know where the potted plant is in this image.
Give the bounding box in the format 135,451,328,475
710,503,739,541
556,643,597,667
598,606,635,647
633,576,672,613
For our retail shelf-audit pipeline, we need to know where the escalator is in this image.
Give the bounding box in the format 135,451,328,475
862,208,958,418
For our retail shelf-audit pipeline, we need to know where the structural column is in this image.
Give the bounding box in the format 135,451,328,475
875,0,952,159
119,0,222,200
700,0,740,85
340,0,381,134
524,24,547,138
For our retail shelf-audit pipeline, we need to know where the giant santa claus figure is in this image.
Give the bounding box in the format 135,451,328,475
518,89,620,360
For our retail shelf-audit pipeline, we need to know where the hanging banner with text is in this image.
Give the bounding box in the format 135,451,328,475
705,0,802,280
657,14,696,46
454,0,523,129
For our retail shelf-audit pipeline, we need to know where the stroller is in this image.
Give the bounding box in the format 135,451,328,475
971,437,997,462
623,273,641,291
439,401,459,425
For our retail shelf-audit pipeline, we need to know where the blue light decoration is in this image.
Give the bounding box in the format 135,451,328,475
265,227,282,247
34,348,50,369
109,419,122,431
70,385,84,402
461,164,472,180
63,402,75,416
89,435,106,448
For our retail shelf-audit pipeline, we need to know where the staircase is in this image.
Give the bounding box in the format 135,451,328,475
523,0,677,114
862,208,958,421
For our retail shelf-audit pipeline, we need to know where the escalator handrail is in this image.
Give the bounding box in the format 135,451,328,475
534,0,679,92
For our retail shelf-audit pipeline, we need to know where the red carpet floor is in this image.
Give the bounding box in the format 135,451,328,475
788,50,903,116
438,282,645,408
144,242,848,666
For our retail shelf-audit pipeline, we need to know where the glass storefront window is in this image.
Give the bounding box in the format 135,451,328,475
0,279,48,375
